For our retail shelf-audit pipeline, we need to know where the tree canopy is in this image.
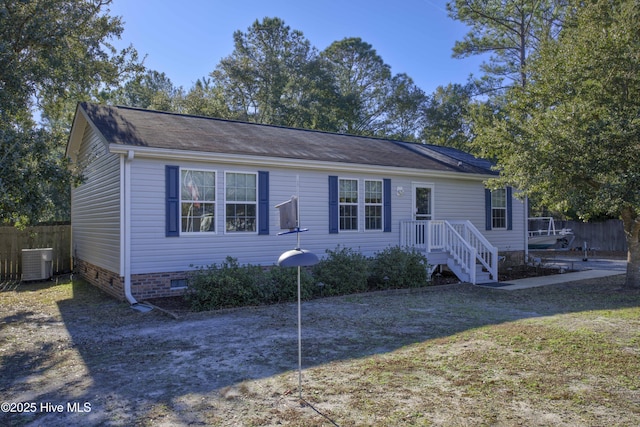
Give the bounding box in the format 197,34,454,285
473,0,640,287
421,83,475,150
211,17,322,127
0,0,141,225
447,0,567,91
208,20,428,138
320,37,392,136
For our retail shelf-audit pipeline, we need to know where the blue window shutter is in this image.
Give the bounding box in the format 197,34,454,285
485,188,492,230
166,165,180,237
506,186,513,230
329,176,339,234
258,171,269,235
383,178,392,232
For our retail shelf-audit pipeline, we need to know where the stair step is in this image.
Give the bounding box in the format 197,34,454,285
475,265,496,283
442,250,497,284
476,273,493,281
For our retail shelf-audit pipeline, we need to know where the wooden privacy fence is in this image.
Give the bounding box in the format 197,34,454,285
556,219,627,252
0,224,72,281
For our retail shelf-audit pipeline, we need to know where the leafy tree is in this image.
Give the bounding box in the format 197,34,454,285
447,0,569,215
383,73,427,141
211,17,325,126
321,37,392,136
447,0,567,91
210,20,426,137
421,83,475,150
474,0,640,288
110,70,181,111
0,0,141,225
277,55,342,131
180,78,232,118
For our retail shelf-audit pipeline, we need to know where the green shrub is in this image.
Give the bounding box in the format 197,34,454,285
185,256,264,311
312,246,370,296
262,265,316,303
184,247,431,312
369,246,430,289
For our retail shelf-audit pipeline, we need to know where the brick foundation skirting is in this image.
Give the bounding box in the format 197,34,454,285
130,271,189,300
75,259,125,301
75,259,189,300
76,250,527,301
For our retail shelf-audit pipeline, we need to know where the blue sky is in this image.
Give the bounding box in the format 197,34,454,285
107,0,484,95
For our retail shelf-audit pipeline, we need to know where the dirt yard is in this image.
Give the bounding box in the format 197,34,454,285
1,273,639,426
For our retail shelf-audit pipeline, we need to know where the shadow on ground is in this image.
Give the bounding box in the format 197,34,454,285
1,274,638,425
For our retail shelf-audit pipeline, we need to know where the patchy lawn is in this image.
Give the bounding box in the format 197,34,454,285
1,275,638,426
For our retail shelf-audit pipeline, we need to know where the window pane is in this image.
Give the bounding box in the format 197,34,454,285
339,205,358,230
338,179,358,230
491,188,507,229
339,179,358,203
226,172,256,202
226,187,236,200
226,203,256,232
247,188,256,201
226,173,236,188
365,205,382,230
182,202,215,232
364,180,383,231
225,173,257,232
416,187,432,217
365,180,382,204
181,169,215,233
491,188,506,208
202,186,215,201
492,208,506,229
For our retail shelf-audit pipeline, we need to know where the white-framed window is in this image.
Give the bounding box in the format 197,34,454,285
364,179,383,230
181,169,215,233
339,178,358,231
225,172,257,232
491,188,507,229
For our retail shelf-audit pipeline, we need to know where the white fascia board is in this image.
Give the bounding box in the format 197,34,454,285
67,104,111,162
109,144,493,182
66,105,89,161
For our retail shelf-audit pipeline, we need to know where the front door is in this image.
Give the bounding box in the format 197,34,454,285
414,185,433,221
413,184,433,246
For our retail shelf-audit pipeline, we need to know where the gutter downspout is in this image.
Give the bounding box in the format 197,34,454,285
122,150,137,305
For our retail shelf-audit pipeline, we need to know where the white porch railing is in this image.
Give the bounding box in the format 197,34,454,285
400,220,498,284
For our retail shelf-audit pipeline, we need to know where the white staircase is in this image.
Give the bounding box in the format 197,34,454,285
400,220,498,284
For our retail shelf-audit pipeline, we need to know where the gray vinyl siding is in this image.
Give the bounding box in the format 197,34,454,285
484,189,526,252
386,176,524,252
127,158,525,275
128,159,395,273
71,125,121,273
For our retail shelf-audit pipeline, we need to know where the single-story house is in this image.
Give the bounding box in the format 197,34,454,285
66,102,527,303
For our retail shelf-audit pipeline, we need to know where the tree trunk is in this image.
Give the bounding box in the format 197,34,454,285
621,206,640,289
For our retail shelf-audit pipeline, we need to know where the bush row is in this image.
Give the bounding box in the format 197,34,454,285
185,246,431,311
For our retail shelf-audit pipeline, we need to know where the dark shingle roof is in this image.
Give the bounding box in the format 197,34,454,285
394,142,497,175
79,102,495,175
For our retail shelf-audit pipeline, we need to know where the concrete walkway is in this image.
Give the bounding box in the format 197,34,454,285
485,269,626,290
540,256,627,273
479,255,627,290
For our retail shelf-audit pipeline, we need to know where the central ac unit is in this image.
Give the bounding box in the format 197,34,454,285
22,248,53,281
